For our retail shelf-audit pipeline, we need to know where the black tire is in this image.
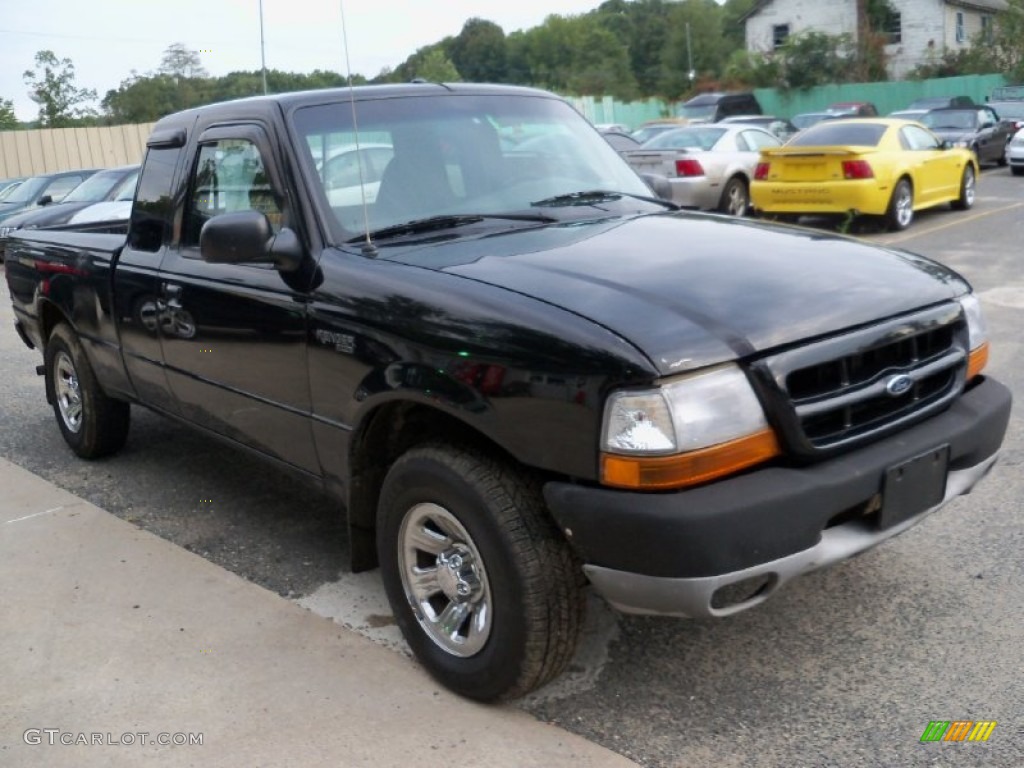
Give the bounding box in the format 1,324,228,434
718,176,749,216
885,178,914,232
997,143,1008,167
1012,167,1024,177
951,164,976,211
376,443,585,701
44,323,130,458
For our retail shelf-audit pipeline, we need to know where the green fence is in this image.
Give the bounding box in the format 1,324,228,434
565,96,671,130
754,73,1009,119
564,73,1011,131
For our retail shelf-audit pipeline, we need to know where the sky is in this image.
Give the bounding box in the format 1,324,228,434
1,0,615,121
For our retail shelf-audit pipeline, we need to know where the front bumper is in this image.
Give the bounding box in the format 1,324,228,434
544,377,1011,618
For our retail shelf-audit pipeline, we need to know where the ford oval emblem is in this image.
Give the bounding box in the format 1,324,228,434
886,374,914,397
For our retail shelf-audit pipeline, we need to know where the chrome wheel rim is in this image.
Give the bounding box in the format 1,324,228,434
963,168,976,206
726,183,747,216
54,351,83,433
896,184,913,228
398,503,492,657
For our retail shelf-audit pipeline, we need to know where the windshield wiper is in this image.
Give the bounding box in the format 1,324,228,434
348,213,557,243
530,189,678,210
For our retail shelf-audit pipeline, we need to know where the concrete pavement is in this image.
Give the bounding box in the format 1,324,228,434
0,457,637,767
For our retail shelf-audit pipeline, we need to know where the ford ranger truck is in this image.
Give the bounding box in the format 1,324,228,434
4,83,1011,701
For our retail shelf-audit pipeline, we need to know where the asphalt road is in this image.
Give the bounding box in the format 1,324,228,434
2,168,1021,767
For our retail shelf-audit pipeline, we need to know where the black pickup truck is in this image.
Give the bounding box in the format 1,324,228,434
4,84,1011,700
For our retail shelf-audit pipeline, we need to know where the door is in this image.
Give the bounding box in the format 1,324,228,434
115,139,187,414
157,124,319,473
900,125,955,203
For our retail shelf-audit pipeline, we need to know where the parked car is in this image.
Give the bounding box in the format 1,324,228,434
906,96,975,110
67,200,134,225
988,100,1024,133
0,165,139,260
622,124,781,215
827,101,879,117
0,177,26,199
792,111,838,130
1008,128,1024,176
919,107,1014,166
676,92,762,123
718,115,799,141
316,144,394,208
631,119,688,144
751,118,978,231
0,169,100,225
4,84,1010,702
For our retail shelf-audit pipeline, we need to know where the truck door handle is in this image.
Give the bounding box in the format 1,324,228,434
162,282,182,298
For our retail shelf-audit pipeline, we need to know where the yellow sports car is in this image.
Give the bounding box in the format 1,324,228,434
750,118,978,231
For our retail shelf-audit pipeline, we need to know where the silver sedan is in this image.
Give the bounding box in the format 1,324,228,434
622,124,782,215
1008,128,1024,177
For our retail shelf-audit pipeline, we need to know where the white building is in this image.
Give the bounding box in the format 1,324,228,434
743,0,1009,78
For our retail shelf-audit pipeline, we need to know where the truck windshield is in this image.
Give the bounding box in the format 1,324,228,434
291,92,653,241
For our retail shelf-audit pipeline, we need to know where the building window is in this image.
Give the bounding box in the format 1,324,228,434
886,12,902,44
981,14,993,43
955,12,965,43
772,24,790,50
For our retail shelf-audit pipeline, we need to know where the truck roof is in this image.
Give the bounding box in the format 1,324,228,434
153,82,558,132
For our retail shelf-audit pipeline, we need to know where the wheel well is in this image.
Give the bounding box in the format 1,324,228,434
39,300,69,345
346,402,522,572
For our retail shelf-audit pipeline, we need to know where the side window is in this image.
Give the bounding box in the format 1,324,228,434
130,146,181,253
183,138,283,247
903,125,940,151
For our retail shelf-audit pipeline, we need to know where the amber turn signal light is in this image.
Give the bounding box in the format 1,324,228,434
601,429,782,490
966,342,989,381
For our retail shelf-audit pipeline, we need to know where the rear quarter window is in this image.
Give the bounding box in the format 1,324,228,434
788,123,888,147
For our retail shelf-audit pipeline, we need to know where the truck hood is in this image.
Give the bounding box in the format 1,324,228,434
382,213,969,376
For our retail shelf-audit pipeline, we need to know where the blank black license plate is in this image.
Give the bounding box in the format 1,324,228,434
879,446,950,530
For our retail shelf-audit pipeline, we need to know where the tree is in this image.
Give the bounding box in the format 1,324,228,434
0,98,18,130
449,18,508,82
160,43,209,80
23,50,97,127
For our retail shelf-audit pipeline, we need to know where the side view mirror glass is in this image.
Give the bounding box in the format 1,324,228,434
199,210,303,272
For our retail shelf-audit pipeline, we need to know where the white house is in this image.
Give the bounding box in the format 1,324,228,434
743,0,1009,78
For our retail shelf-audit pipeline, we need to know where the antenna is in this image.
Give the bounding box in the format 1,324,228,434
339,0,377,257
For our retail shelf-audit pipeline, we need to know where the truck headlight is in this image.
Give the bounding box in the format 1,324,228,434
600,364,780,490
960,293,989,380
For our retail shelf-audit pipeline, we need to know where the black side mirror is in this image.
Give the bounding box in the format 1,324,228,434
199,210,304,272
37,194,53,206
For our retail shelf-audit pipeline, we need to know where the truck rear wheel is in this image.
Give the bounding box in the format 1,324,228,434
45,324,130,458
376,443,584,700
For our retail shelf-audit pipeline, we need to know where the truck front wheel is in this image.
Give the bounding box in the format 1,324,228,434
376,443,584,700
45,324,130,458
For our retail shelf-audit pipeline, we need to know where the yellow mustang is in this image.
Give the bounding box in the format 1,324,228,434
750,118,978,231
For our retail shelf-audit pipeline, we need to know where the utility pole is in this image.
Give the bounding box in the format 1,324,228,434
259,0,268,95
686,22,695,85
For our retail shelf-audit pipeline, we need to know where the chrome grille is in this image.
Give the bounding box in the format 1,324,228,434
755,304,967,457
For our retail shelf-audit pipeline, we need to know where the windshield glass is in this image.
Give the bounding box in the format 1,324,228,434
991,102,1024,119
678,104,716,121
3,176,47,204
63,170,124,203
921,111,976,130
645,127,726,150
292,92,652,240
0,181,23,201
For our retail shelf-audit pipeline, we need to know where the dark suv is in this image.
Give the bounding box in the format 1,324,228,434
677,92,761,123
